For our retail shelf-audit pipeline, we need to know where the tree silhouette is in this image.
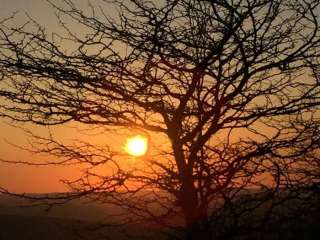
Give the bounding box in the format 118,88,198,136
1,0,320,239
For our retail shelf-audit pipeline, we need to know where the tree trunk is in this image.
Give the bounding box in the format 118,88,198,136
180,182,211,240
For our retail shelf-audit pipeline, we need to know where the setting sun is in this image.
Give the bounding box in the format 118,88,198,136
125,135,148,157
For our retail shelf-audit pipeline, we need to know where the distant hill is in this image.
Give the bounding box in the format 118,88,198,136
0,193,121,222
0,194,126,240
0,194,164,240
0,191,319,240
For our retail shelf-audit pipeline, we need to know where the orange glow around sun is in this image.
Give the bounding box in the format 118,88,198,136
125,135,148,157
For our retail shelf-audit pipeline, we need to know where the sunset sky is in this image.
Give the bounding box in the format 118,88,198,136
0,0,316,194
0,0,116,193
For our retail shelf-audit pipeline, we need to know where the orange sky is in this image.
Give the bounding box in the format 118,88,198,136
0,0,64,193
0,122,86,192
0,0,125,193
0,0,167,193
0,0,308,193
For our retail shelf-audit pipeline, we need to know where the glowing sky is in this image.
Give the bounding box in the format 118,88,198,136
0,0,112,193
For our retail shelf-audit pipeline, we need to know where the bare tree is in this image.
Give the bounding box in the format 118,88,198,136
1,0,320,239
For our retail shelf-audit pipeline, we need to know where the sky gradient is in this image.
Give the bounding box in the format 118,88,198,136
0,0,108,193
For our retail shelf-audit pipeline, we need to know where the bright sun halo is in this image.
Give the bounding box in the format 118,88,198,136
125,135,148,157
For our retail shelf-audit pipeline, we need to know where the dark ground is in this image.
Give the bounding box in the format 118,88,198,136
0,194,319,240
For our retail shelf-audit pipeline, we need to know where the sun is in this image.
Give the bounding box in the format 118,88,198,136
125,135,148,157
